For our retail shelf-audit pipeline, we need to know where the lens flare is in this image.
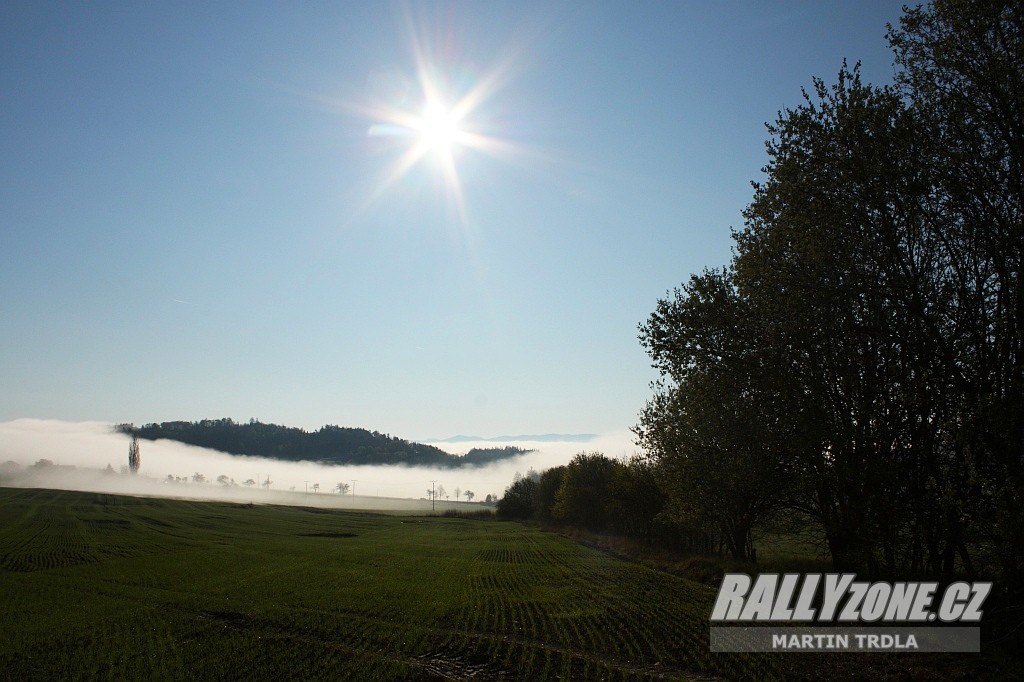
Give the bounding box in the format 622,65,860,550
348,9,537,234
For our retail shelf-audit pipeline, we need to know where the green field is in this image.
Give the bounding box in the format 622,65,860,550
0,487,758,680
0,487,997,681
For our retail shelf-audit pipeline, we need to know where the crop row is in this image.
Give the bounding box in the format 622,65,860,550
0,496,99,572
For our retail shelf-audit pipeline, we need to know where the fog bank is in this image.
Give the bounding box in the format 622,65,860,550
0,419,639,508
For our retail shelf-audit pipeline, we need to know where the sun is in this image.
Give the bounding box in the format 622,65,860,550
415,99,464,155
362,87,483,221
352,14,534,228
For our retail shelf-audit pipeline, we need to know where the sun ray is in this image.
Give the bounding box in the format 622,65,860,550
332,6,559,240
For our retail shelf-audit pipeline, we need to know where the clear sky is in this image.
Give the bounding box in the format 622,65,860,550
1,1,908,441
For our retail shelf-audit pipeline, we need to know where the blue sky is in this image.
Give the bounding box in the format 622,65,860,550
1,1,908,440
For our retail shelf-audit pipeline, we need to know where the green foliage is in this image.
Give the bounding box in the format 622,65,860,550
533,466,566,523
438,507,495,520
638,269,793,561
606,455,668,541
498,454,682,553
496,476,537,519
551,453,620,531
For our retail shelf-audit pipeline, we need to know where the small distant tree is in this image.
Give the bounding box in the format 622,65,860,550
464,490,474,503
312,483,319,493
243,479,255,487
128,436,141,474
216,475,231,487
436,484,446,501
104,464,116,475
262,478,271,489
336,482,350,495
454,487,461,503
192,472,205,484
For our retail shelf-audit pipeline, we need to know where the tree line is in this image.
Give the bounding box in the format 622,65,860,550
497,453,711,554
635,0,1022,592
117,419,530,468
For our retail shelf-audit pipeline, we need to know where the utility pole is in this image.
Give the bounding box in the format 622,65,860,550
304,480,309,494
429,480,437,511
351,480,357,502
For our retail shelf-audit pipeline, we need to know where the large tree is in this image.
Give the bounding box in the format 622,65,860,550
639,0,1022,583
637,269,794,561
733,63,940,574
890,0,1024,588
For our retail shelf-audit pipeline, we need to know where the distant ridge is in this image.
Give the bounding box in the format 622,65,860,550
429,434,599,444
117,419,533,468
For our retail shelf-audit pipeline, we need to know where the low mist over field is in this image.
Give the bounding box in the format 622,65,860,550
0,419,637,507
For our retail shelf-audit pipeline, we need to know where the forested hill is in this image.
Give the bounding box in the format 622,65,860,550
117,419,531,468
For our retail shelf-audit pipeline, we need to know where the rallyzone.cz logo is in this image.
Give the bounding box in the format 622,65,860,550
709,573,991,652
712,573,991,622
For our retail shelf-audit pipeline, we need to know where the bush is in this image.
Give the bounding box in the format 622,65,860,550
496,478,536,519
440,508,494,520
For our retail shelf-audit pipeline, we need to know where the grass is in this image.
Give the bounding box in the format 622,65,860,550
0,487,760,680
0,487,1010,680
